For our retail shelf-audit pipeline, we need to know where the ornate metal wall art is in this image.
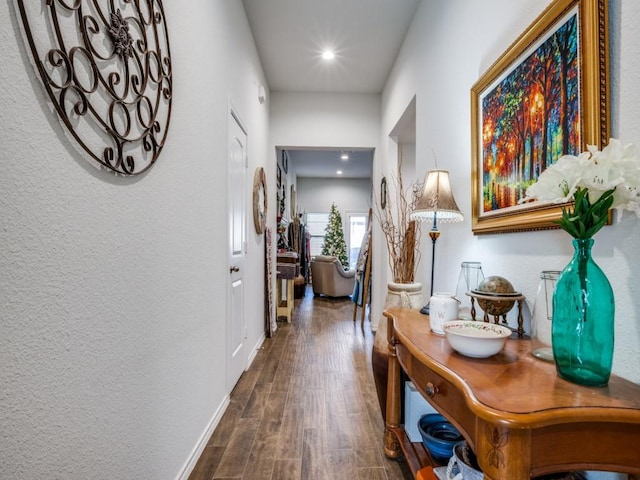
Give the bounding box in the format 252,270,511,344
15,0,173,175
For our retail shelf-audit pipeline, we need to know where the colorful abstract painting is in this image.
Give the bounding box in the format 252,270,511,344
480,12,580,213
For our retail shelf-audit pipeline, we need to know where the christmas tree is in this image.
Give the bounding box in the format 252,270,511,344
321,203,349,269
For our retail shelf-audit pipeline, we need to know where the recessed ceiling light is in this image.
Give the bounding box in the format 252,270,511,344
340,153,349,160
322,50,335,60
336,170,343,175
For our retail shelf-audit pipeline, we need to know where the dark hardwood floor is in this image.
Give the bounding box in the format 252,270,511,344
189,285,412,480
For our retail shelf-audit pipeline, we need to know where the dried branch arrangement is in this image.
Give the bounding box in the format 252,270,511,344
375,153,423,283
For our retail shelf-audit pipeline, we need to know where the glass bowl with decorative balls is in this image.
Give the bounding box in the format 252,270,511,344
473,275,518,316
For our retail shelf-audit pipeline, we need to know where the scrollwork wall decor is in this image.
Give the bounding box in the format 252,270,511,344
15,0,173,175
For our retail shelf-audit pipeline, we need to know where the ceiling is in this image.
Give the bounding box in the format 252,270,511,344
242,0,420,178
242,0,420,94
285,148,373,179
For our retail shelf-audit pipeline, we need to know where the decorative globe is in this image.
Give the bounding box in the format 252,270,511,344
476,275,516,316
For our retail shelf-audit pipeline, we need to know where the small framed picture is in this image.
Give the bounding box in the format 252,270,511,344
380,177,387,209
277,164,282,189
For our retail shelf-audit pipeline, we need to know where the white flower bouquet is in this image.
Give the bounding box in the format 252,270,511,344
523,139,640,238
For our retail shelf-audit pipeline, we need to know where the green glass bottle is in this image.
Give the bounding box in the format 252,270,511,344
552,238,614,387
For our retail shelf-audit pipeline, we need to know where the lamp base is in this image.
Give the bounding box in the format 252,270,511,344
420,303,430,315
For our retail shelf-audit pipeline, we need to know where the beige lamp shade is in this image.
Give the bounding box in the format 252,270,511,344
411,169,463,222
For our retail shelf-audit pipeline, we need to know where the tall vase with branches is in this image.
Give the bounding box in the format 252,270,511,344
376,153,423,284
372,151,424,422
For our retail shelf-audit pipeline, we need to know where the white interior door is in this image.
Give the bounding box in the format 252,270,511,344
227,110,247,391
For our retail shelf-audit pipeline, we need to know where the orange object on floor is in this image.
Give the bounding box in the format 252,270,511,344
416,466,438,480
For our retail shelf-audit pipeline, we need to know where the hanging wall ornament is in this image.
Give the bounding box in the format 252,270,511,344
15,0,173,175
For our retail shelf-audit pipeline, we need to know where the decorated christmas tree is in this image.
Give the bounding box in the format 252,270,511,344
321,203,349,269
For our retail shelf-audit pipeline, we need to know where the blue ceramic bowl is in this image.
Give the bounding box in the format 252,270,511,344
417,414,464,462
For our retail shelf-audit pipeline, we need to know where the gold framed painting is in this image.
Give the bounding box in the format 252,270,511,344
470,0,609,235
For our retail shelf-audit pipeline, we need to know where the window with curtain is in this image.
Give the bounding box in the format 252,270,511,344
306,212,329,257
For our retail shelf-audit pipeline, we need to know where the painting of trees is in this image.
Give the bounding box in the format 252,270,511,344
481,12,579,213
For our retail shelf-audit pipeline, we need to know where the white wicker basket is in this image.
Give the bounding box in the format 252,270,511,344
442,441,588,480
445,442,483,480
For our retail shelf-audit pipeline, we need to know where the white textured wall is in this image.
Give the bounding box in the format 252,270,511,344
381,0,640,386
297,177,372,214
0,1,269,479
270,92,381,149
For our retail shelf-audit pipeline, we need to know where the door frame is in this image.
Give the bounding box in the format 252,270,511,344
344,210,369,270
226,104,249,391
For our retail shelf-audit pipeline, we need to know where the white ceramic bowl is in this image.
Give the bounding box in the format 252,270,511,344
443,320,511,358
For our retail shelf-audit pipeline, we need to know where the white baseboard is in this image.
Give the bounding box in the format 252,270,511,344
176,334,266,479
247,333,266,369
176,394,231,480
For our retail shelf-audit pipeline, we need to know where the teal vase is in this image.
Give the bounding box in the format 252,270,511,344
552,238,614,386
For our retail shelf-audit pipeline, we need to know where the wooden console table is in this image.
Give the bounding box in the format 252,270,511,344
276,278,294,323
276,252,298,323
383,308,640,480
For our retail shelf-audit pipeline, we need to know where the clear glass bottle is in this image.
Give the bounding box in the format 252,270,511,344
455,262,484,320
530,270,561,362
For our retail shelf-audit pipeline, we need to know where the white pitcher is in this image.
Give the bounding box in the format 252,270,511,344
429,292,459,335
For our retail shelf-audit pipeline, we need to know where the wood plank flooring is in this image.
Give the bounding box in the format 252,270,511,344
189,286,412,480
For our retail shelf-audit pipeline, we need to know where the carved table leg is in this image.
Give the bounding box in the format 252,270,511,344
384,314,402,459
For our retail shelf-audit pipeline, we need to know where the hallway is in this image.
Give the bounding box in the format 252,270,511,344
189,287,412,480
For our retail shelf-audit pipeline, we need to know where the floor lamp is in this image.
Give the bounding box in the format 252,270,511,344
410,169,463,314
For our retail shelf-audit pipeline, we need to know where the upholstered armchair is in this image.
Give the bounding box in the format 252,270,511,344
310,255,356,298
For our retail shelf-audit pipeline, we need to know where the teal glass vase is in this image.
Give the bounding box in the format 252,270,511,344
552,238,614,386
